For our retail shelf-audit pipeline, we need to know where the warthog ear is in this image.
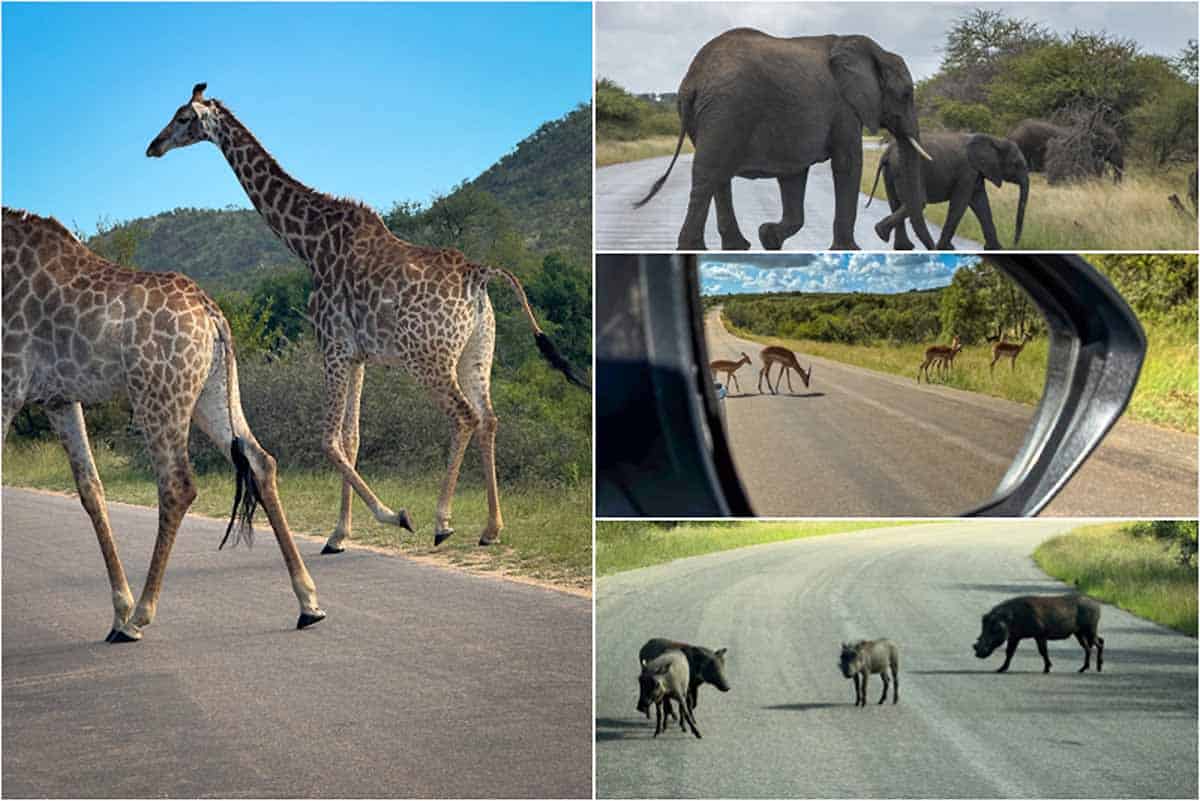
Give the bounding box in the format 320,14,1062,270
716,648,727,658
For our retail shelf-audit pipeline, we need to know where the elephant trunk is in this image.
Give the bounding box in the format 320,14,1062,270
1013,174,1029,248
894,139,935,249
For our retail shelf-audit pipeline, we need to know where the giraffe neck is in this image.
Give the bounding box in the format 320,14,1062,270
207,102,326,265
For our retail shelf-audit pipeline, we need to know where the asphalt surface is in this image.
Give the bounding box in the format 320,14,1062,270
596,153,980,251
595,520,1199,799
705,309,1199,517
1,488,591,798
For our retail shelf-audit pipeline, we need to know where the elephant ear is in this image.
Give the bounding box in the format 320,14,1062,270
967,135,1005,188
829,37,882,134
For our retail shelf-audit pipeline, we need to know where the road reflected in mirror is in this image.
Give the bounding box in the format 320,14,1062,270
701,254,1046,516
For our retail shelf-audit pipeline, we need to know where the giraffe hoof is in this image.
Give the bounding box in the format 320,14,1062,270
321,544,345,555
434,528,455,547
107,627,142,644
396,510,414,533
478,532,501,546
297,610,327,629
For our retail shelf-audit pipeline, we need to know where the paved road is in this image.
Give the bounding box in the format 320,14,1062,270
705,309,1198,517
596,153,980,251
2,488,590,798
596,520,1198,799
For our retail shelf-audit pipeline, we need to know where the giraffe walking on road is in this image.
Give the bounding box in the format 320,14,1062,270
1,207,325,642
147,84,588,550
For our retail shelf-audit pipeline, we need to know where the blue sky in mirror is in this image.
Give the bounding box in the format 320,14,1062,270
2,3,591,236
699,254,982,296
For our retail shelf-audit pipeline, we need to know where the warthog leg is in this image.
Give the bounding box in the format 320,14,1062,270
878,674,889,704
1035,636,1052,673
997,636,1020,672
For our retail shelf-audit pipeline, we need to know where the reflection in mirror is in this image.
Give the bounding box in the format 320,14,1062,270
700,254,1047,516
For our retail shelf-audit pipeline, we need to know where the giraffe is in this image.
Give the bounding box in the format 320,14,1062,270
1,207,325,642
146,84,588,551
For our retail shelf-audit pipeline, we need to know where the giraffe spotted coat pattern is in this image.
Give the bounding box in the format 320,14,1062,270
2,207,325,641
147,83,588,550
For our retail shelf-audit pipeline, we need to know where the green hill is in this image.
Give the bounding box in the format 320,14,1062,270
90,104,592,288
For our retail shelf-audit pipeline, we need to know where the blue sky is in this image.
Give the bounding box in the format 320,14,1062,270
2,2,591,235
699,254,982,296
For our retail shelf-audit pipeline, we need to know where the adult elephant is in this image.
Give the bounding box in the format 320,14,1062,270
633,28,935,251
867,132,1030,250
1007,118,1124,183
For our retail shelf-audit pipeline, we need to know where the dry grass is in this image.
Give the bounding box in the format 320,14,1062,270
1034,523,1197,636
595,135,693,168
861,149,1198,250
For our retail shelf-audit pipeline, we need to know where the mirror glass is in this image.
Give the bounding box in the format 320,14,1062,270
699,254,1047,516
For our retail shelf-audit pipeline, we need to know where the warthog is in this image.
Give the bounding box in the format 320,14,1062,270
639,638,730,723
839,639,900,707
973,595,1104,673
637,650,701,738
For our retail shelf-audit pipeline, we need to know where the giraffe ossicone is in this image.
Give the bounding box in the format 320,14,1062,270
2,207,325,641
147,83,589,550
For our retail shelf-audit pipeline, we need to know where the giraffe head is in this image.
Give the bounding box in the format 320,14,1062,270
146,83,217,157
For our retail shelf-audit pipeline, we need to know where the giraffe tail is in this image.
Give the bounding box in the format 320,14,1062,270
493,268,591,393
210,308,259,550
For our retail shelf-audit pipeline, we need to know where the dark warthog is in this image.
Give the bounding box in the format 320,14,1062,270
637,650,701,738
973,595,1104,673
839,639,900,707
639,638,730,723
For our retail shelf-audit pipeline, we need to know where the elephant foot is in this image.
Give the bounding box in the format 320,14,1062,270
873,219,893,242
892,239,915,251
830,238,860,251
297,609,326,630
677,236,707,251
983,239,1003,251
757,223,783,250
936,239,956,251
720,232,752,250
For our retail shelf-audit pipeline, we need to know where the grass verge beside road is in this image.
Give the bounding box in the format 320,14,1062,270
725,314,1197,434
3,441,591,593
1034,523,1197,636
860,148,1197,251
596,520,912,576
596,135,693,168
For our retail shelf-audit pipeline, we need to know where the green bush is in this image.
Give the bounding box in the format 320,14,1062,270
1126,520,1199,566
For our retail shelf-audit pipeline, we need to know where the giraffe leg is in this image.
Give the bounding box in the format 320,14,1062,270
44,402,135,640
110,396,196,643
190,346,324,629
323,363,364,554
426,371,481,547
458,302,503,545
320,350,412,532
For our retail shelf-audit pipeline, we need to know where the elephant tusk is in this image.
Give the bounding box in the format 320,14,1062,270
909,137,934,162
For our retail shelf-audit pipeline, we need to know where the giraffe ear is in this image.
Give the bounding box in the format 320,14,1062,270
191,83,208,103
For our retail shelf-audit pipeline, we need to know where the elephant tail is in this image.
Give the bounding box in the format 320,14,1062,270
865,154,886,208
632,91,693,209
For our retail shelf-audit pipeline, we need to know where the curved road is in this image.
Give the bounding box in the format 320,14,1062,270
705,309,1198,517
2,488,590,798
595,520,1198,799
597,153,980,251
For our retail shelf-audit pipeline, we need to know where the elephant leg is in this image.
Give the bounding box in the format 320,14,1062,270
968,188,1003,250
759,171,809,250
829,146,862,250
679,161,720,250
936,182,974,250
883,169,915,250
714,180,751,250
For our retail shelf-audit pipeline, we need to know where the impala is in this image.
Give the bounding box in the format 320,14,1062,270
758,346,812,394
990,331,1036,374
918,335,961,383
709,352,751,393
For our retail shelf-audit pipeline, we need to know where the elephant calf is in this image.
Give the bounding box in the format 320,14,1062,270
868,132,1029,250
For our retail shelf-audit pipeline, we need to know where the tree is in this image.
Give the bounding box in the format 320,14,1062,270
87,216,147,268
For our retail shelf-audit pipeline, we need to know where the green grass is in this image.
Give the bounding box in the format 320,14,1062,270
595,135,693,168
1034,523,1198,635
2,441,591,592
596,520,912,576
724,313,1197,434
861,149,1198,250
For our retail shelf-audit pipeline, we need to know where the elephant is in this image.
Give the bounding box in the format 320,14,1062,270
867,132,1029,250
1007,118,1124,183
633,28,935,251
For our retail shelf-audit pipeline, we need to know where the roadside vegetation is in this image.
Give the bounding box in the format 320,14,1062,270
596,520,913,576
4,107,593,592
713,256,1197,433
598,13,1198,250
1034,521,1197,635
